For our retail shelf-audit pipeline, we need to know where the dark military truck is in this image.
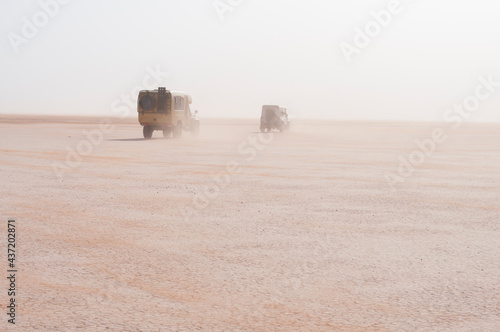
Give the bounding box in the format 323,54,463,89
260,105,290,133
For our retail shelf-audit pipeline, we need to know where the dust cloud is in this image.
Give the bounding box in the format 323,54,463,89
1,115,499,330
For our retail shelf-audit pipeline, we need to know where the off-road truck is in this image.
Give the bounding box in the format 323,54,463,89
260,105,290,132
137,87,200,139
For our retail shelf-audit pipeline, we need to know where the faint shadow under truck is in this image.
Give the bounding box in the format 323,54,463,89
260,105,290,133
137,87,200,139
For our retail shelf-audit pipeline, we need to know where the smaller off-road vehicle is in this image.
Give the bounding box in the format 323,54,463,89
260,105,290,133
137,87,200,139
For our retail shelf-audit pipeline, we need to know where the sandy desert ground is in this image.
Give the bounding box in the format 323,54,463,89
0,115,499,331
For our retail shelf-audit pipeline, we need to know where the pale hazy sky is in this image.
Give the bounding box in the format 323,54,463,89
1,0,499,121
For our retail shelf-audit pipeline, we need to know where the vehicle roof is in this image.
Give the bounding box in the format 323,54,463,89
139,89,192,104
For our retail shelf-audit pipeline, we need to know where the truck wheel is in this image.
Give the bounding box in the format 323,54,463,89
163,128,171,138
260,126,265,133
173,123,182,139
143,126,153,139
